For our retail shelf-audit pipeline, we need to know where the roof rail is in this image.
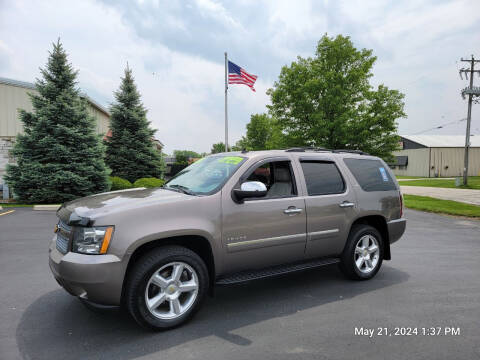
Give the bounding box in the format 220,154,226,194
284,147,369,155
285,147,331,152
331,149,369,155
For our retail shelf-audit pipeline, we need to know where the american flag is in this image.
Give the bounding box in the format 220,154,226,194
228,61,257,92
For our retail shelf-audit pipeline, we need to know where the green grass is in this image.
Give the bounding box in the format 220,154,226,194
403,194,480,218
398,176,480,190
395,175,424,179
0,203,33,207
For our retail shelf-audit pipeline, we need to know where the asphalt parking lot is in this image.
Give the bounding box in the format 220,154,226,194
0,208,479,360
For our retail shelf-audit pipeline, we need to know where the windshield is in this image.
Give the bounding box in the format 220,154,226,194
165,155,246,195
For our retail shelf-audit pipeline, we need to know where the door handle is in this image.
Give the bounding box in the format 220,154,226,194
339,201,355,208
283,207,303,215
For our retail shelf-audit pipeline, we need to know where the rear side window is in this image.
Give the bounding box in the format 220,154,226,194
343,158,396,191
300,161,345,196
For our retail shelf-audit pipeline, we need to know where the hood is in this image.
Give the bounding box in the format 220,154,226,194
58,187,191,225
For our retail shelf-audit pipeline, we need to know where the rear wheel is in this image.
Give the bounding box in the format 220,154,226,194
340,224,383,280
125,245,209,330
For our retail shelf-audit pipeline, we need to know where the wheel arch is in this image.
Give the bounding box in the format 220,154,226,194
121,235,216,302
348,215,391,260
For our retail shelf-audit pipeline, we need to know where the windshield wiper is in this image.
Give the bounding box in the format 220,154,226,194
164,184,197,196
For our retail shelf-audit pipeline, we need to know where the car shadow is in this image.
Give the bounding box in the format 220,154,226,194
16,264,409,360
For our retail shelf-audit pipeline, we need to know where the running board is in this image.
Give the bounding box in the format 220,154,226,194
215,257,340,285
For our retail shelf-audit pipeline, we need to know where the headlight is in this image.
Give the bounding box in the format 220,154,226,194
72,226,114,255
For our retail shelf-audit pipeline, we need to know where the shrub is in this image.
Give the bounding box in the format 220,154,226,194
133,177,165,189
109,176,132,191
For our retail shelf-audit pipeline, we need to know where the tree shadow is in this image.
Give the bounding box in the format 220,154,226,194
16,264,409,360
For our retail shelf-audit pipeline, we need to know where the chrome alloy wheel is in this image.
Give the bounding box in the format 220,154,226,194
145,262,199,320
354,234,380,274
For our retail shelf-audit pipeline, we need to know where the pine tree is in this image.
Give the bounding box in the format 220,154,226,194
5,40,109,203
105,67,162,182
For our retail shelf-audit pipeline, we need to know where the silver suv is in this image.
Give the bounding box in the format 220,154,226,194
49,149,406,330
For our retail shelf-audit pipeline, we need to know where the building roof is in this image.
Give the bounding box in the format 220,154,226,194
400,135,480,148
0,76,110,116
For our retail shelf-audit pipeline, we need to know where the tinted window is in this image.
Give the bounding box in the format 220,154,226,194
301,161,345,196
343,158,396,191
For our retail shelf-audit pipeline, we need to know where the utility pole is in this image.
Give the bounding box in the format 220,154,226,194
459,56,480,185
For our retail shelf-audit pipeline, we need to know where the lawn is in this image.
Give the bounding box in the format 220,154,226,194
398,176,480,190
395,175,424,179
403,194,480,218
0,203,33,207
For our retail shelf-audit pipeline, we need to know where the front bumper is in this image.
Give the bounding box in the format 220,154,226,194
48,237,125,305
387,218,407,244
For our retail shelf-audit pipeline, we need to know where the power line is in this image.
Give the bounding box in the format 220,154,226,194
405,60,459,86
412,117,467,135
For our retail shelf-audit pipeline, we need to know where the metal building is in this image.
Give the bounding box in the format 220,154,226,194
390,135,480,177
0,76,111,185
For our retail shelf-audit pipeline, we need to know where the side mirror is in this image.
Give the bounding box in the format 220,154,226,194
233,181,267,201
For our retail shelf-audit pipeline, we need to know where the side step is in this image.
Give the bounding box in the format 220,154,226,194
215,257,340,285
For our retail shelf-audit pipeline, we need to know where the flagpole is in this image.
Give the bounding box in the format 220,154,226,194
224,52,228,152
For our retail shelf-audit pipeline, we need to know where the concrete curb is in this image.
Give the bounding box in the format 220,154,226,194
33,205,61,211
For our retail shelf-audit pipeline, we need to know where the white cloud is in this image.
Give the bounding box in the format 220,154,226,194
1,0,479,153
264,0,328,59
0,0,266,153
336,0,480,136
194,0,244,30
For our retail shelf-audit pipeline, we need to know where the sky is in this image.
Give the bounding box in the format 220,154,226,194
1,0,480,154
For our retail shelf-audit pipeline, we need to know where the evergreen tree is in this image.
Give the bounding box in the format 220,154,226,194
105,67,162,182
5,40,109,203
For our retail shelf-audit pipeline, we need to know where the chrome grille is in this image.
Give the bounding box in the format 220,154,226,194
56,220,71,254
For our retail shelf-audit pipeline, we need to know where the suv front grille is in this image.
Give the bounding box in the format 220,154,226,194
56,220,72,254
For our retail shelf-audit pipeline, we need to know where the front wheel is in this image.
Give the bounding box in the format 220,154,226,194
340,224,383,280
125,245,209,330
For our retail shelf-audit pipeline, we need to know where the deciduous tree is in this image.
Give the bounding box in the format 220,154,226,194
267,34,405,160
243,114,286,150
173,150,201,164
210,142,230,154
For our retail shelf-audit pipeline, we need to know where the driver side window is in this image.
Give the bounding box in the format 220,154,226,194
245,161,296,198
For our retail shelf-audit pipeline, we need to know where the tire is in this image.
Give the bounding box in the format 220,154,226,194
340,224,384,280
125,245,209,330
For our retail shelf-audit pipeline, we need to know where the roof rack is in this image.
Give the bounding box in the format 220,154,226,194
331,149,369,155
285,147,331,152
285,147,369,155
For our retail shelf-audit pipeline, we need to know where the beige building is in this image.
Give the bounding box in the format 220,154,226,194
391,135,480,177
0,76,111,185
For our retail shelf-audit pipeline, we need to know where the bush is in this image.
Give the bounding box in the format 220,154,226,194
109,176,132,191
133,177,165,188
